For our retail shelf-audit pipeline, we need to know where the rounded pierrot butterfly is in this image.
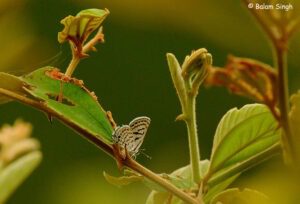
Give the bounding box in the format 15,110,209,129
112,116,150,158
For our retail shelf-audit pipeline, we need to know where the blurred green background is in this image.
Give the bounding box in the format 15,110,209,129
0,0,299,203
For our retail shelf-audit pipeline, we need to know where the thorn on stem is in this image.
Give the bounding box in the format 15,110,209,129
176,114,186,121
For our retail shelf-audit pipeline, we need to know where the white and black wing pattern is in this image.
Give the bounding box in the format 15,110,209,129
112,116,151,158
112,125,132,147
128,116,151,156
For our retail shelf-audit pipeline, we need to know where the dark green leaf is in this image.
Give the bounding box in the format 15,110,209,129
22,67,113,143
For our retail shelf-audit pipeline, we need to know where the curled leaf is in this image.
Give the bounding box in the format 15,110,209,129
58,8,109,54
205,55,278,120
167,48,212,121
182,48,212,95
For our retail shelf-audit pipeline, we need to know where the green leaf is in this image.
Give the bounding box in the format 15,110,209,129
181,48,211,93
146,160,210,204
204,174,239,203
209,104,280,175
208,142,280,187
166,53,187,111
58,8,109,44
146,191,172,204
0,151,42,203
143,172,195,193
104,166,197,193
21,67,113,143
161,173,193,190
103,171,143,187
0,72,27,104
210,188,271,204
103,169,165,191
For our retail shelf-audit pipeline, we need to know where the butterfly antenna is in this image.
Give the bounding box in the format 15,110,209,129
140,149,152,160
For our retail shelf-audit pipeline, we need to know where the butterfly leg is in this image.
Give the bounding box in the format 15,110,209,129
112,143,127,169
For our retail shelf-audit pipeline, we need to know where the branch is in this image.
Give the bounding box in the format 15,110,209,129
65,27,105,77
0,88,199,204
124,156,200,204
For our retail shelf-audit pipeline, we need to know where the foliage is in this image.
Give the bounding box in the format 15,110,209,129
0,2,299,204
0,121,41,203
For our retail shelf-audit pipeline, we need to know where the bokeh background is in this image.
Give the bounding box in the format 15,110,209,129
0,0,299,203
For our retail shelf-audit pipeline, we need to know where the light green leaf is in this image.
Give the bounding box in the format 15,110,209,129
208,142,280,187
210,188,271,204
204,174,239,203
146,160,210,204
103,171,143,187
143,172,195,193
181,48,211,93
104,166,197,193
21,67,114,143
166,53,187,111
58,8,109,44
146,191,171,204
0,72,27,104
209,104,280,174
161,173,193,190
0,151,42,203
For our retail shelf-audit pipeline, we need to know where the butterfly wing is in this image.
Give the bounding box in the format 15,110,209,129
112,125,132,149
128,116,151,156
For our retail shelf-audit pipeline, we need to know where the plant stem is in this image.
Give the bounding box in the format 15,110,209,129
125,157,200,204
0,88,199,204
168,52,203,184
65,27,104,77
65,54,80,77
185,94,201,183
243,0,296,163
274,45,295,162
82,27,104,53
0,88,115,157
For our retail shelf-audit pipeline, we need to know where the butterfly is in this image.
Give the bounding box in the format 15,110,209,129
112,116,151,158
